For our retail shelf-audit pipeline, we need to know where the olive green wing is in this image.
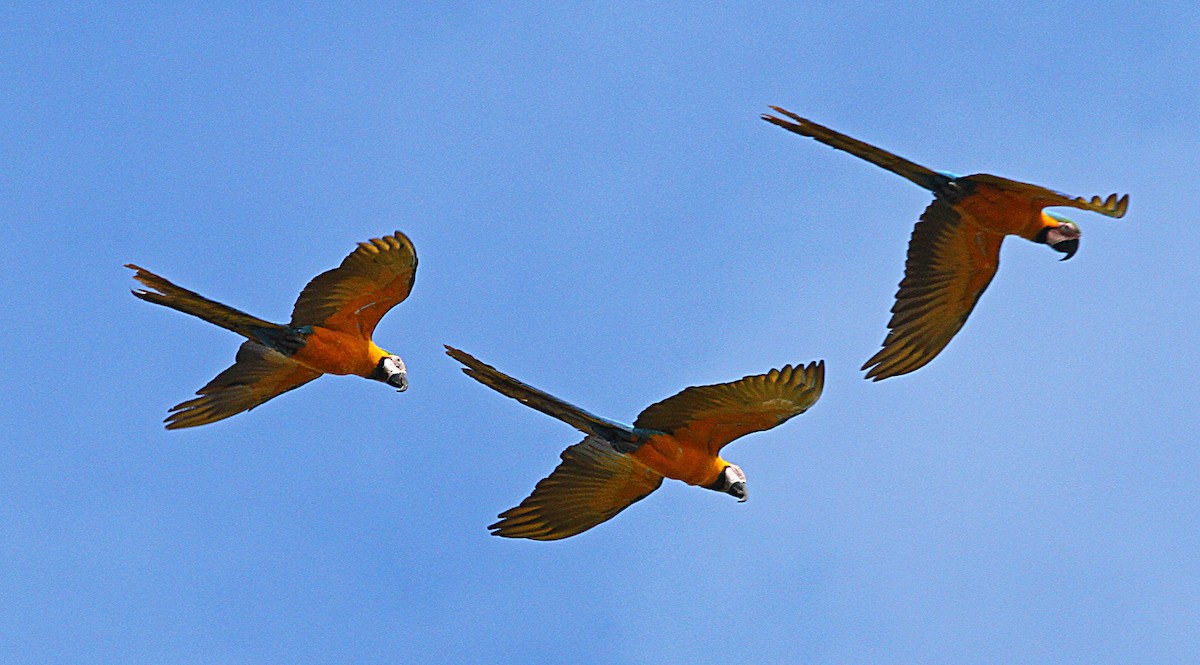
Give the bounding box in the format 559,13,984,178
966,174,1128,218
632,361,824,454
489,437,664,541
289,231,417,339
862,199,1004,380
165,341,322,429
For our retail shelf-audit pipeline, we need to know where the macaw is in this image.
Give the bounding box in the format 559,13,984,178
762,107,1128,380
128,231,417,428
446,346,824,540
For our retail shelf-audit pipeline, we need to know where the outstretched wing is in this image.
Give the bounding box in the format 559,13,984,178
289,231,418,339
633,361,824,454
490,436,664,541
165,341,322,429
863,199,1004,381
966,174,1128,218
762,106,951,192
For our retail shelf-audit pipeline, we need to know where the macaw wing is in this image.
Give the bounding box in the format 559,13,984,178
632,361,825,454
863,199,1004,381
966,174,1128,218
489,436,664,540
762,106,950,192
165,341,322,429
289,231,417,338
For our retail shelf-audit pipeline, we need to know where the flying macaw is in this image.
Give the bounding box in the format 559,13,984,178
446,346,824,540
128,231,417,428
761,107,1128,381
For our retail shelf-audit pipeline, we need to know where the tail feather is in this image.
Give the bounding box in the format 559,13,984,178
445,346,640,450
762,106,952,193
127,264,292,348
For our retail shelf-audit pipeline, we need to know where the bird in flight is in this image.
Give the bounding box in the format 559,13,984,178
446,346,824,540
762,107,1128,380
128,231,417,428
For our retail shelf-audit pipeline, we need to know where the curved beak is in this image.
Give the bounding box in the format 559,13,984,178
728,481,747,503
1052,238,1079,261
378,356,408,392
387,370,409,392
1044,221,1081,261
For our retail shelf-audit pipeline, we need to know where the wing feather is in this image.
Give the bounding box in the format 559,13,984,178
165,341,321,429
290,231,417,338
489,436,663,540
863,199,1004,380
966,174,1128,218
632,361,824,454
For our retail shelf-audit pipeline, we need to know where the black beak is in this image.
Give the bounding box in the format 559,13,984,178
727,481,747,503
387,371,409,392
1052,238,1079,261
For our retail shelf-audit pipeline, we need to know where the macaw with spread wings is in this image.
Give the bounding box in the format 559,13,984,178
128,231,417,429
447,346,824,540
762,107,1128,381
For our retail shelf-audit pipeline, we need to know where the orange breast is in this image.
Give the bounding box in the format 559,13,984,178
292,326,379,376
631,433,725,487
958,186,1043,238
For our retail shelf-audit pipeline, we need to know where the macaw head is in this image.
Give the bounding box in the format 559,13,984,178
373,355,409,392
1036,211,1081,261
708,464,748,502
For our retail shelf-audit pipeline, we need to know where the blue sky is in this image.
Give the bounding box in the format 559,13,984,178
3,2,1198,663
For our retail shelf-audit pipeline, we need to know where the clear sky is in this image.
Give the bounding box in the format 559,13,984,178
3,2,1198,663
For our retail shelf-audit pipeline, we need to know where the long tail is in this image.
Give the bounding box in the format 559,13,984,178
762,106,952,193
127,264,301,353
446,346,640,450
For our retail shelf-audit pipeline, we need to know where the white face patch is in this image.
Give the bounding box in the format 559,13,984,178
726,465,747,486
724,465,748,502
379,356,408,391
382,356,406,375
1046,223,1080,245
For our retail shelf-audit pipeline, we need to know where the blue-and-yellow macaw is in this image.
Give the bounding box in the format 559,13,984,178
762,107,1128,380
128,231,417,428
447,346,824,540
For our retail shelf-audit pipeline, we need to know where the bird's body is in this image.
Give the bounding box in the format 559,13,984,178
630,433,724,488
447,346,824,540
762,107,1128,380
297,327,390,377
129,231,417,428
955,185,1044,238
